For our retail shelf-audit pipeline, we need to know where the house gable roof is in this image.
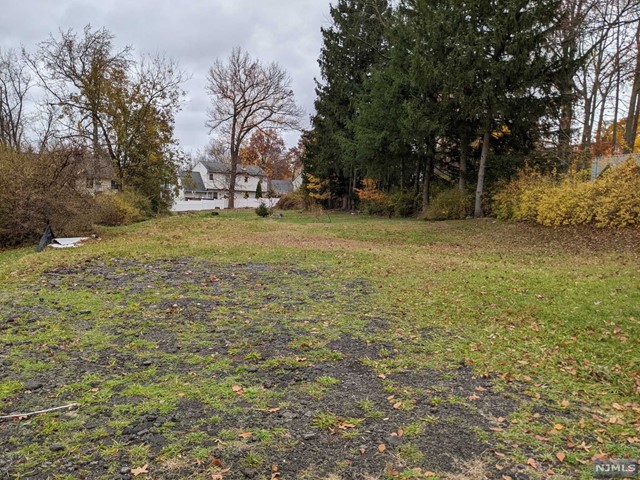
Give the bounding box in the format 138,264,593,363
180,171,206,192
270,180,294,194
199,161,266,177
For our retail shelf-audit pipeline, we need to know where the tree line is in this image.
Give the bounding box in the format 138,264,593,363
0,25,187,213
303,0,640,216
1,26,304,245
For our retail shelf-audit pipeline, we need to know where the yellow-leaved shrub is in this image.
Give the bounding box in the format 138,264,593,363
492,159,640,228
591,159,640,227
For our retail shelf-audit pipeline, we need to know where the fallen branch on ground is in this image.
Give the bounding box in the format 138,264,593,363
0,403,79,421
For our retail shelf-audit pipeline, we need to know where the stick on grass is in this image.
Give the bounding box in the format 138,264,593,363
0,403,79,421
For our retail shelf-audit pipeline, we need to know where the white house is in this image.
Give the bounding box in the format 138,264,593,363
192,161,267,201
76,155,119,194
174,161,277,211
270,179,294,196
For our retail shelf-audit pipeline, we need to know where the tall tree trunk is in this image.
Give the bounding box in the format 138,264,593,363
474,130,491,218
414,156,422,197
421,154,434,210
558,93,573,163
612,24,622,153
228,150,237,209
92,111,100,155
624,24,640,154
459,133,468,192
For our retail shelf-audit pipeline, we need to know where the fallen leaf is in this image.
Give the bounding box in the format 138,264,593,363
553,423,564,431
131,464,148,476
469,394,480,401
556,452,566,462
338,422,356,429
377,373,387,379
231,385,244,395
267,407,281,413
378,444,386,453
238,431,253,439
425,472,436,477
393,402,402,409
561,399,570,407
527,458,538,469
211,468,230,480
397,428,404,437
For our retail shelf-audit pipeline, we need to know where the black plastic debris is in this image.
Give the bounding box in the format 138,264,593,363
36,224,55,253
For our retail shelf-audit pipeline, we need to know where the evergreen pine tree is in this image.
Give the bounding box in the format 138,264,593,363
306,0,390,209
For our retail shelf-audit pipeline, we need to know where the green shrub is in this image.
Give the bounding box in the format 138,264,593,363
423,189,473,220
255,202,269,217
388,191,420,217
94,189,152,226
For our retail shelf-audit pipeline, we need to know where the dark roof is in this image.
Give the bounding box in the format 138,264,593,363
270,180,294,194
180,171,206,192
76,155,115,179
200,161,266,177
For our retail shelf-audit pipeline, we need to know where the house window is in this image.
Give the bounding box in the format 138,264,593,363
244,176,249,182
209,173,214,181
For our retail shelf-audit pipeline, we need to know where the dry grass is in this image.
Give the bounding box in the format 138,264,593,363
441,459,490,480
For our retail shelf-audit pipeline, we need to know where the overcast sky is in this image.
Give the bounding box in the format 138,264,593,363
0,0,332,153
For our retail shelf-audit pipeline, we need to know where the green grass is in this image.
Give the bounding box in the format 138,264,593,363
1,211,638,479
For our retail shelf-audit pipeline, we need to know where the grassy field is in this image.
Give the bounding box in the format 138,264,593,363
1,211,638,479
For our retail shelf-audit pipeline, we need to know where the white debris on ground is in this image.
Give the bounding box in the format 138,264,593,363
50,238,90,249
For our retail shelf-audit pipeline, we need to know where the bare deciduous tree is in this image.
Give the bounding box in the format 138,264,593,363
0,48,32,151
205,47,303,208
28,25,132,154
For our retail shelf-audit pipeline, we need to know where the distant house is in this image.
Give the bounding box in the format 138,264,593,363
76,156,118,194
175,161,270,208
178,170,210,200
292,172,303,191
270,179,294,197
591,153,640,180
